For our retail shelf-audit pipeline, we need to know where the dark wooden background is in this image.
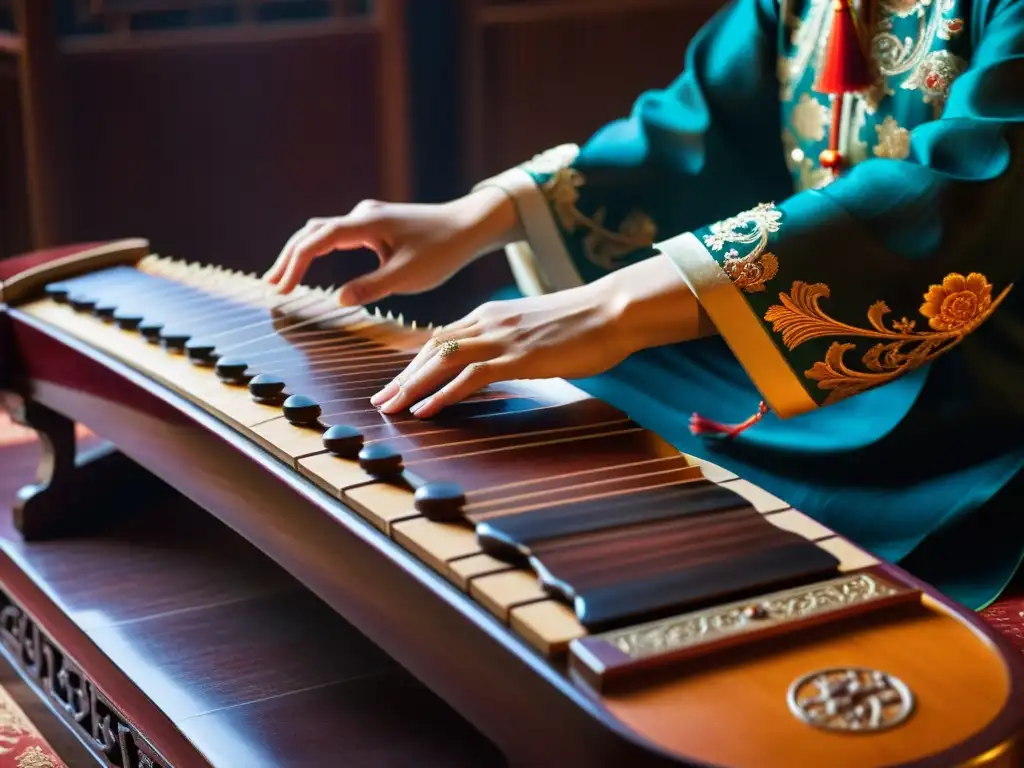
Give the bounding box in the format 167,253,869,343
0,0,723,322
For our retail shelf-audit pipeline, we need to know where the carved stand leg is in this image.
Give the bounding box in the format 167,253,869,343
1,395,167,540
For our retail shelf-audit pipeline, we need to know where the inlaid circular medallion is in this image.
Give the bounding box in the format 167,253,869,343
787,668,915,733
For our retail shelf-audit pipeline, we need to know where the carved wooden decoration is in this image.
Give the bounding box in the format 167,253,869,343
0,588,169,768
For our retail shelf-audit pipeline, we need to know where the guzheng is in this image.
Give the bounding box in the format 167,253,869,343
1,240,1022,767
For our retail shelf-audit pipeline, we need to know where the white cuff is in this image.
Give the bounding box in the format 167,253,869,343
657,231,818,419
473,162,584,297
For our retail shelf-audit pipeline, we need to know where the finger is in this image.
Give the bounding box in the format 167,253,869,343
338,245,417,307
377,335,495,414
264,218,327,285
369,321,480,406
277,218,388,295
411,358,510,419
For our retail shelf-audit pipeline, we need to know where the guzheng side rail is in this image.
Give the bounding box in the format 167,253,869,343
1,240,1022,768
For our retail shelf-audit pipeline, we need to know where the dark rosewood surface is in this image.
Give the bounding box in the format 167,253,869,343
0,430,505,767
5,310,685,767
0,243,111,283
4,245,1024,767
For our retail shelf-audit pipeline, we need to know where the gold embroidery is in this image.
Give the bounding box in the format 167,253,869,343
520,143,580,176
938,16,964,39
920,272,994,330
783,130,832,191
780,0,832,101
15,746,57,768
873,0,948,74
763,273,1011,404
873,115,911,158
782,0,966,116
704,203,782,293
874,0,967,113
791,94,832,141
901,49,967,115
540,168,656,271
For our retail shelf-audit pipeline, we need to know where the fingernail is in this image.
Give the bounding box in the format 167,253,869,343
410,399,431,417
379,394,402,414
371,381,399,406
339,286,360,307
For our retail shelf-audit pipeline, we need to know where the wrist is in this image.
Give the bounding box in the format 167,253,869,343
599,254,713,355
455,187,524,260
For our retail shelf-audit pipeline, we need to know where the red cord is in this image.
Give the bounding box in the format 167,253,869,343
689,401,770,439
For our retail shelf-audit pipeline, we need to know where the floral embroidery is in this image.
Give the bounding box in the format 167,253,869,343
901,49,967,114
873,0,953,75
540,168,656,271
938,16,964,39
790,93,832,141
920,272,993,330
881,0,925,18
783,130,832,191
763,273,1011,404
704,203,782,293
782,0,966,116
520,143,580,176
15,746,57,768
779,0,832,101
873,115,911,158
873,0,967,113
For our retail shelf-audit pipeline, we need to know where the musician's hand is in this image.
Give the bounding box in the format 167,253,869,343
369,255,712,418
264,187,521,305
369,282,625,419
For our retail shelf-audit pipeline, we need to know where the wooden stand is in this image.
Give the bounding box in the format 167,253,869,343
0,430,504,768
1,395,167,541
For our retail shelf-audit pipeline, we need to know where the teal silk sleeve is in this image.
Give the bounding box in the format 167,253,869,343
472,0,793,294
660,0,1024,419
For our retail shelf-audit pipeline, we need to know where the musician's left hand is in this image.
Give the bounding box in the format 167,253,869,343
370,254,711,418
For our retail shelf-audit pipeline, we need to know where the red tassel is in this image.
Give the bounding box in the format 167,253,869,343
813,0,874,173
814,0,874,96
689,401,770,439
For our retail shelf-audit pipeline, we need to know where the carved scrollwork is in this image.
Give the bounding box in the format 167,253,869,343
604,573,908,659
0,589,169,768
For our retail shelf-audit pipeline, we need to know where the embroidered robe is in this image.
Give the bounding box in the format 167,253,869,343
474,0,1024,610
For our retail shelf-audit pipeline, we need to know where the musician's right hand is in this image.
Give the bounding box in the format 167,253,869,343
263,187,521,306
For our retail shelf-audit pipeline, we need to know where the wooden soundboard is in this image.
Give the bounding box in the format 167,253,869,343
2,240,1023,768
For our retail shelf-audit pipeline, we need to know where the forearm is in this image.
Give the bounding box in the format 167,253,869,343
457,187,525,260
599,254,716,355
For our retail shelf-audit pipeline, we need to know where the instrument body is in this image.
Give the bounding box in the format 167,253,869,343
2,240,1023,768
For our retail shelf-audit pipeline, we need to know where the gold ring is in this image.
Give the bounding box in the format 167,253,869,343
438,339,460,359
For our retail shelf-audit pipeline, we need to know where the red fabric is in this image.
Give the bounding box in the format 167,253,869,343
814,0,875,95
982,578,1024,653
0,684,67,767
0,243,110,283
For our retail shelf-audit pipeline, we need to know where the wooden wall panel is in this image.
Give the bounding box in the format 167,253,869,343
449,0,726,318
465,1,724,182
60,32,385,285
0,53,30,259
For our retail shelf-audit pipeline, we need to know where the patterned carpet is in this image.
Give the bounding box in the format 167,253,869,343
0,686,66,768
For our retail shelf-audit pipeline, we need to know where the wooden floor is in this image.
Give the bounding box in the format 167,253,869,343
0,424,506,767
